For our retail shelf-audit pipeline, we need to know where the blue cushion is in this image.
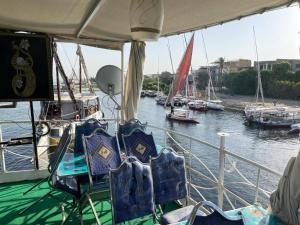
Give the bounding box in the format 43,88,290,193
193,211,244,225
110,158,155,224
151,150,187,204
84,130,121,177
123,129,157,163
118,119,146,149
75,119,108,154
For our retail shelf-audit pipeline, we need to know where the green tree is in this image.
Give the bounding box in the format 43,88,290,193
194,70,209,90
272,62,291,76
160,71,174,86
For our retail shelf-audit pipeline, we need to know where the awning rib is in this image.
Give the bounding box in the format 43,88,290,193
76,0,107,38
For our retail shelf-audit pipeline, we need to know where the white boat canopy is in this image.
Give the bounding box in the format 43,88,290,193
0,0,295,50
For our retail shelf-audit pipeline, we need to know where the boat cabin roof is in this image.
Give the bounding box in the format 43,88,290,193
52,93,98,102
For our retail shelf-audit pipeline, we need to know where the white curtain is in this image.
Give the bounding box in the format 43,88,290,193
123,41,146,121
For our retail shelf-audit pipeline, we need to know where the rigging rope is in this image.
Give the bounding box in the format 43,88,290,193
166,38,175,74
201,31,217,100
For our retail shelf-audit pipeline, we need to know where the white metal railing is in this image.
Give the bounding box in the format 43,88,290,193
147,124,284,210
0,119,287,210
0,118,117,173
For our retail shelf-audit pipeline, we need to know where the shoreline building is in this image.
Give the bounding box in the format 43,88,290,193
223,59,252,73
254,59,300,72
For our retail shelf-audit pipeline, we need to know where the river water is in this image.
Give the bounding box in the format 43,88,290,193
1,93,299,207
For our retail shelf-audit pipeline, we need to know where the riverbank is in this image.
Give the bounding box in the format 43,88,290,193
217,93,300,111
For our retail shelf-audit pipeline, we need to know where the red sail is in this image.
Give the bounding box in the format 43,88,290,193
167,34,194,103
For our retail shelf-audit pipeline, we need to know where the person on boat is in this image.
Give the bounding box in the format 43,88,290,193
171,105,174,115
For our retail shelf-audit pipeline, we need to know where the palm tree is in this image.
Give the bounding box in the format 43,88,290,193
214,57,225,89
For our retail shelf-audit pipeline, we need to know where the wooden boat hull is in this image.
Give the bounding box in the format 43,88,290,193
259,121,293,128
188,106,208,112
166,113,199,124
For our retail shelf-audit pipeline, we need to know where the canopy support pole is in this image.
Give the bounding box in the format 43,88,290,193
121,45,124,124
29,101,39,170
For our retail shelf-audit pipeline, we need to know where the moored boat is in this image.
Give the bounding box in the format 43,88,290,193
188,100,208,111
206,99,224,111
166,108,199,124
288,123,300,134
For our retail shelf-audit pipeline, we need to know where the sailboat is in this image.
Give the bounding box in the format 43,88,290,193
205,71,225,111
37,45,103,164
166,34,199,123
200,32,224,111
244,27,267,123
243,28,300,127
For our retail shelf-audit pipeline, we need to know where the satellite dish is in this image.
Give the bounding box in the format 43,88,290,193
96,65,121,95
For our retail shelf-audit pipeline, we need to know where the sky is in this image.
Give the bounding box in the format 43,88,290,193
57,4,300,78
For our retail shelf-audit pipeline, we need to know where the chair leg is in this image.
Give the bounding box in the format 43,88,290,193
18,190,52,215
61,204,66,222
61,202,78,225
78,202,84,225
87,193,101,225
23,177,48,195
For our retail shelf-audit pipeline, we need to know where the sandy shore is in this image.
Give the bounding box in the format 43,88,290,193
217,93,300,111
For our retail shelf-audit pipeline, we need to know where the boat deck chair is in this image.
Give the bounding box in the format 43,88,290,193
109,156,156,224
19,125,79,215
118,118,147,149
82,128,122,225
186,201,244,225
122,127,157,163
75,118,108,154
150,147,194,225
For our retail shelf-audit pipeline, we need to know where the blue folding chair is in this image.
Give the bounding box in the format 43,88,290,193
109,156,156,224
122,127,157,163
82,128,122,225
75,118,108,154
118,118,147,149
186,201,244,225
19,125,78,215
150,147,194,225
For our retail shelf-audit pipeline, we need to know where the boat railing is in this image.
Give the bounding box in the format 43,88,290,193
147,124,283,210
0,119,117,175
0,119,284,211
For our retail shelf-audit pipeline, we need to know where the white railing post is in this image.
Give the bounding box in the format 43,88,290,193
0,126,6,173
217,132,229,209
254,168,261,203
188,138,192,199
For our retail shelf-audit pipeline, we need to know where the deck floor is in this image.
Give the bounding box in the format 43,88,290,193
0,180,177,224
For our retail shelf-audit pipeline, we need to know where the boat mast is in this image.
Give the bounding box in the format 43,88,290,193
253,27,264,104
79,54,82,93
76,45,95,94
157,57,160,95
201,31,211,101
166,38,176,106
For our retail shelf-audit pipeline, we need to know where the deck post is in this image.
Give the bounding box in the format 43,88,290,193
120,45,124,124
188,138,192,201
29,101,39,170
0,126,6,172
217,132,228,209
254,168,261,203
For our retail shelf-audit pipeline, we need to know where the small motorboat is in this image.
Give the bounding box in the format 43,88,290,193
258,118,294,129
188,100,208,112
166,108,199,124
288,123,300,134
206,100,225,111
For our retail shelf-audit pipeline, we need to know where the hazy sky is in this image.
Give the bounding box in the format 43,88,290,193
58,4,300,77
